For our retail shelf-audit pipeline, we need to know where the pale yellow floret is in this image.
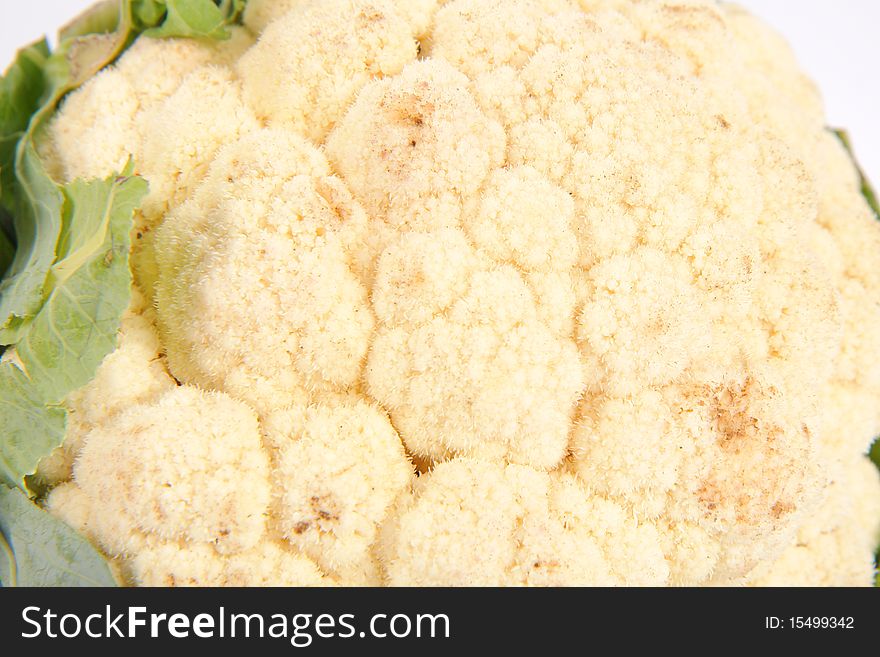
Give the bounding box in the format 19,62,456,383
370,228,476,327
193,126,331,207
326,59,506,234
381,458,669,586
191,128,376,282
622,0,734,79
71,386,271,555
262,398,413,584
48,69,140,182
572,390,685,504
469,66,529,129
155,128,374,413
238,0,418,142
48,481,151,557
655,380,826,584
459,165,579,337
47,34,260,310
48,494,134,560
578,247,713,396
137,65,258,221
367,230,583,469
576,375,827,583
747,457,880,586
506,117,575,185
48,34,248,184
463,165,577,273
722,3,825,153
49,482,333,586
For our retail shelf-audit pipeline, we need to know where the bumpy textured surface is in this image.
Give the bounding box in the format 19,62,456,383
42,0,880,585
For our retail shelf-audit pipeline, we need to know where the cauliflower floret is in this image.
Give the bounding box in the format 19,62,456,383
155,128,375,413
661,381,825,583
47,386,389,587
49,32,251,188
574,377,830,584
263,398,413,584
326,59,506,235
747,457,880,587
578,247,714,396
47,384,351,587
464,165,578,273
136,66,258,220
48,69,141,183
573,390,687,505
237,0,418,142
380,458,669,585
49,482,331,587
367,229,583,469
64,386,271,556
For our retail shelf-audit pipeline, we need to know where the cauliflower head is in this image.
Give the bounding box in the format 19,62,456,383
34,0,880,586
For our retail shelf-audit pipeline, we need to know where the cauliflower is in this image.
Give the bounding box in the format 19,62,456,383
379,458,669,586
1,0,878,587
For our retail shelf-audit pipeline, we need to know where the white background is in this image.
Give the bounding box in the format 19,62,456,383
1,0,878,183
